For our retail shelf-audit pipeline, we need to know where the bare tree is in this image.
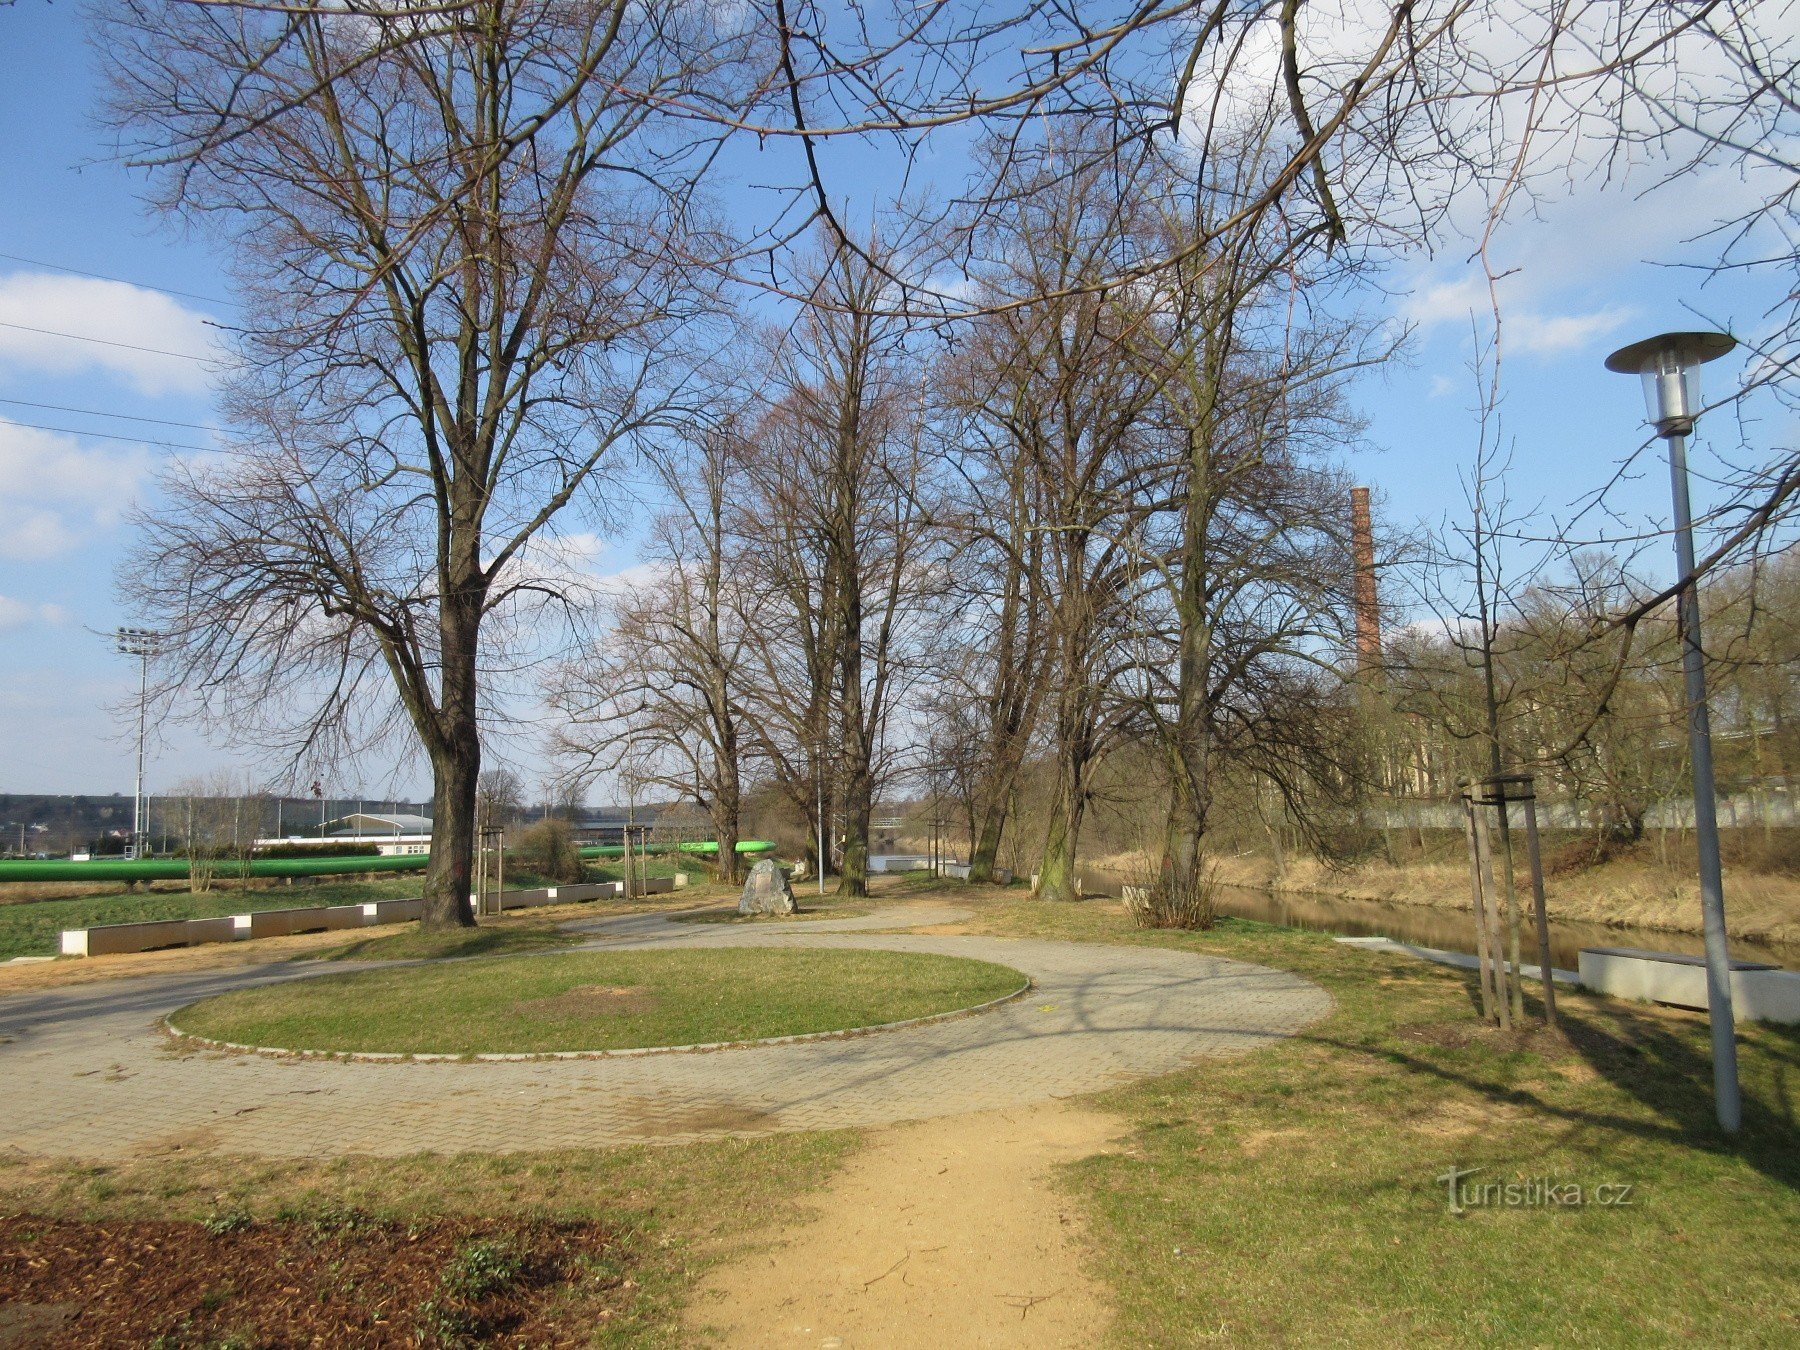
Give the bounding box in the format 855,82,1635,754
935,308,1056,884
1125,133,1387,923
551,414,760,882
475,768,524,831
733,238,944,897
171,771,262,892
106,0,753,926
955,139,1166,902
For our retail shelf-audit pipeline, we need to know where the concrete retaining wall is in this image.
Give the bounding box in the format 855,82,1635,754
59,872,682,958
233,904,369,939
870,855,934,873
62,916,239,957
1578,947,1800,1024
362,898,424,923
493,882,619,911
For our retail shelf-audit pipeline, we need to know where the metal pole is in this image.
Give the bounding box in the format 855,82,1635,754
816,761,826,896
1521,794,1559,1029
134,646,148,859
1667,429,1742,1132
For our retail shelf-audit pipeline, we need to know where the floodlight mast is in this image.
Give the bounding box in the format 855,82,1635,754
114,627,161,861
1604,330,1741,1133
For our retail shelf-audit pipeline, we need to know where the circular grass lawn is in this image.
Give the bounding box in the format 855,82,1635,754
172,947,1028,1056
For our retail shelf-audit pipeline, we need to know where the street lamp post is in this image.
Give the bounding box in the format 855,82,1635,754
1605,330,1741,1133
115,628,160,861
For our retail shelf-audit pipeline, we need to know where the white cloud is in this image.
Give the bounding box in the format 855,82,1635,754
0,272,222,397
495,529,612,596
1506,306,1636,356
592,560,668,600
0,595,70,631
1404,277,1497,330
0,421,154,560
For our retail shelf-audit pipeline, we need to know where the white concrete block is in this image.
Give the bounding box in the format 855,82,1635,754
1578,947,1800,1024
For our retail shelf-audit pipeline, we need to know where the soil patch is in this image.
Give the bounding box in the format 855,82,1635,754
516,983,659,1018
689,1104,1119,1347
0,1212,627,1347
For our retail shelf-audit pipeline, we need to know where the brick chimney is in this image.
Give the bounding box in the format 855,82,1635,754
1350,486,1380,670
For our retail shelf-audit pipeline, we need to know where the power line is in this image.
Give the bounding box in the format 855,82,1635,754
0,250,231,307
0,396,225,434
0,319,215,362
0,415,215,454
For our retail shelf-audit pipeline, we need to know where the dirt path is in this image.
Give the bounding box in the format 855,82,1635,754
688,1103,1121,1348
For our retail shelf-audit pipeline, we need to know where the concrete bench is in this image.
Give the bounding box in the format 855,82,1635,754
1578,947,1800,1024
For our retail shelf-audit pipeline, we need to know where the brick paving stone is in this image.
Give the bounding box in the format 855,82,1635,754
0,904,1330,1159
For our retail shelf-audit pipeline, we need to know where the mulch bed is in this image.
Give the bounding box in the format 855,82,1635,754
0,1211,629,1347
1394,1018,1573,1057
516,984,660,1018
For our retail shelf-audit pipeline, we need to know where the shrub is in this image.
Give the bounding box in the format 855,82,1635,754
255,841,389,859
1124,859,1219,930
442,1239,526,1301
511,818,584,884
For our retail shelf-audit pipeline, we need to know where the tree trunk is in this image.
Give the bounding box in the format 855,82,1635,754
1037,751,1084,901
1161,494,1213,909
423,735,479,929
839,748,872,897
1161,739,1209,911
968,807,1007,884
712,712,744,883
712,779,742,886
420,581,482,930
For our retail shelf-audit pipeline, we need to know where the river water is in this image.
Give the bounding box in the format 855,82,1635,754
1079,870,1797,972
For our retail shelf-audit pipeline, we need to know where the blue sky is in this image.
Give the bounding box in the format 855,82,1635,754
0,1,1788,796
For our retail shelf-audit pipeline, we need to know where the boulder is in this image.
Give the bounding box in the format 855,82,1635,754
738,857,798,916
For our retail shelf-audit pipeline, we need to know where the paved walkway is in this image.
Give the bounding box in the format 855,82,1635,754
0,904,1331,1159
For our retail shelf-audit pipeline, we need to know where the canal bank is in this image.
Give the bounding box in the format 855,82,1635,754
1075,857,1800,973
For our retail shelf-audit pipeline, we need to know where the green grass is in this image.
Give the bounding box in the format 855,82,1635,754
913,884,1800,1346
174,947,1027,1054
0,877,435,961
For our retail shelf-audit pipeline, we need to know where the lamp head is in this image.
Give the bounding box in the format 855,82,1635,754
1604,331,1736,438
114,626,161,657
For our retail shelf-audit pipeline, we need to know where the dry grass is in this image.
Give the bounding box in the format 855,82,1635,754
1211,852,1800,946
0,878,194,906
